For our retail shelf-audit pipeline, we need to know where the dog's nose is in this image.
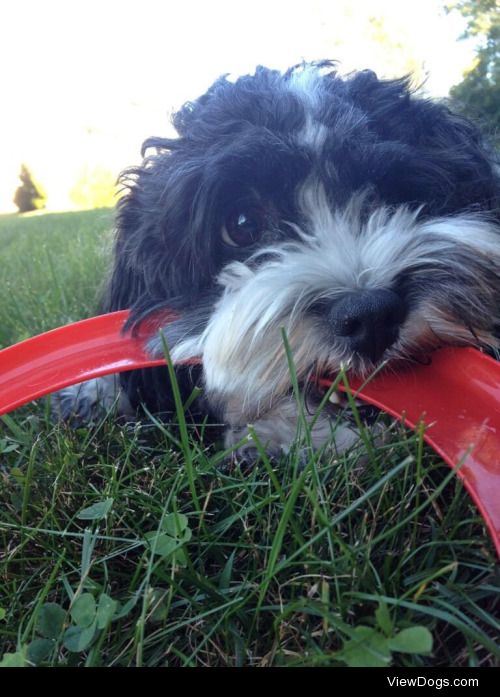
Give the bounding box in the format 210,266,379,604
328,289,406,363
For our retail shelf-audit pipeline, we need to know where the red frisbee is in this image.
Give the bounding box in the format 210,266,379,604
0,310,499,557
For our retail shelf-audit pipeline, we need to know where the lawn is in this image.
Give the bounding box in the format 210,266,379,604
0,209,498,668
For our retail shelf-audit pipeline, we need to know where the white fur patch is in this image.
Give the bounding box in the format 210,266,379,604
287,64,324,112
288,66,328,154
296,117,328,152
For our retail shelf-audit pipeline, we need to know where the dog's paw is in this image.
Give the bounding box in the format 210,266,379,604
221,427,282,474
51,376,134,426
222,393,367,465
218,447,266,475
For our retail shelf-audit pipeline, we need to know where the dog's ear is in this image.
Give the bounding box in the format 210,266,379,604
102,137,220,325
342,70,500,216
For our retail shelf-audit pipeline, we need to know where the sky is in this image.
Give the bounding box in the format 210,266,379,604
0,0,477,212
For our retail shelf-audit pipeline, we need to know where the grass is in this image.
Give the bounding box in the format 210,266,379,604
0,209,498,667
0,209,111,348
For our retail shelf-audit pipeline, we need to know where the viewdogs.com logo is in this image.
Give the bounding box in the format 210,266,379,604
387,677,479,689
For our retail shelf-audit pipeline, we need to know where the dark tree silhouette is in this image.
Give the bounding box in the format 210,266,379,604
13,164,47,213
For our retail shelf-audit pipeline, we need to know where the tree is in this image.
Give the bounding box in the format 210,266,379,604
13,164,47,213
69,166,117,210
447,1,500,144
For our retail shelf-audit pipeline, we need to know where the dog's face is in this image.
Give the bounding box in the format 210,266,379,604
109,63,500,419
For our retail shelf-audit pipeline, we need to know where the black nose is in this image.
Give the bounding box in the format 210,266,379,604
328,289,406,363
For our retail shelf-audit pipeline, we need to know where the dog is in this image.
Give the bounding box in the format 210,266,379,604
55,61,500,460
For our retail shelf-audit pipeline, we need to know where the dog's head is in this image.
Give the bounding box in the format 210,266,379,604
107,62,500,416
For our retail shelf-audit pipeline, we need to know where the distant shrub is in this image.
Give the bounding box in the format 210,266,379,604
13,164,47,213
69,166,118,209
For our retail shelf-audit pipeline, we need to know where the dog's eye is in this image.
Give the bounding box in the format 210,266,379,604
221,208,265,247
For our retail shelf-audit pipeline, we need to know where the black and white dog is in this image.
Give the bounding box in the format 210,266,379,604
57,62,500,457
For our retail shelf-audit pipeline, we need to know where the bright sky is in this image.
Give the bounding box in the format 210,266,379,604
0,0,476,212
